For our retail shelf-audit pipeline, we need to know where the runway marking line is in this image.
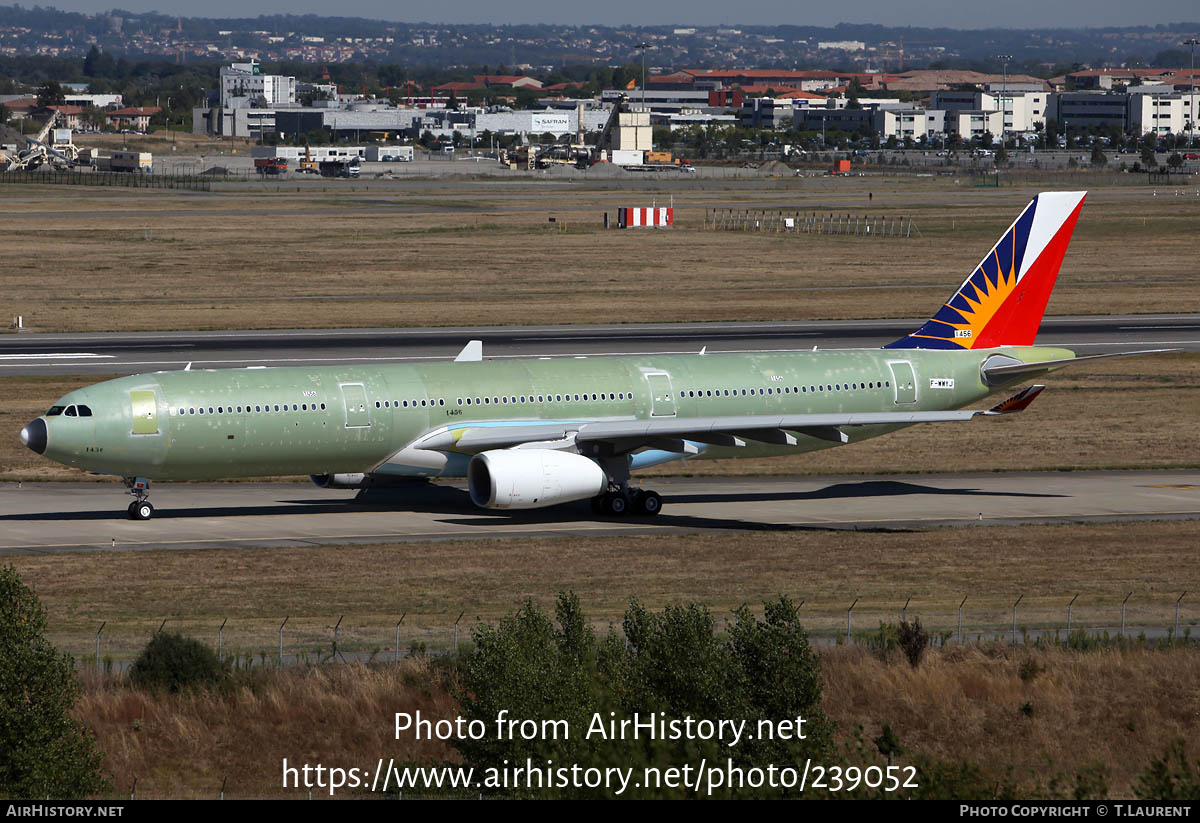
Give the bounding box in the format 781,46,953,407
2,510,1199,552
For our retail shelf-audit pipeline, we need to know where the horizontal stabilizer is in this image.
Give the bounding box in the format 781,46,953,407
982,349,1179,383
982,384,1045,415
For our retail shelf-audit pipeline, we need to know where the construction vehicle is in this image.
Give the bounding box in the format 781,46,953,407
297,145,319,174
254,157,288,175
3,110,79,172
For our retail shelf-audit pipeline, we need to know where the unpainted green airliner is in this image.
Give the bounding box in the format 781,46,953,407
19,191,1165,520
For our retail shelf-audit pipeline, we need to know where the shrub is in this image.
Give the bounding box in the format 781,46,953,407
455,592,833,798
898,619,929,668
128,631,228,693
0,565,108,798
1134,741,1200,800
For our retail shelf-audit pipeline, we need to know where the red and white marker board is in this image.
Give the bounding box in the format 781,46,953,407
618,207,674,228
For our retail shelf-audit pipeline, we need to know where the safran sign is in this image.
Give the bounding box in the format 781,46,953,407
531,113,571,133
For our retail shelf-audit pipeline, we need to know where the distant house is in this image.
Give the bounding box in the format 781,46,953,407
105,106,161,132
472,74,543,90
431,81,485,95
29,105,89,131
541,81,586,93
0,97,39,120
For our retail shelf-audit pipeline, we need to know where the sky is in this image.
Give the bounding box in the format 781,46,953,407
45,0,1200,29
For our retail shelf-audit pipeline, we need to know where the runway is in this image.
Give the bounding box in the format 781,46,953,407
2,470,1197,554
0,314,1196,376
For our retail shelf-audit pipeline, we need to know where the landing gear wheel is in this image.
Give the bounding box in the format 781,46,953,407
129,501,154,521
602,491,629,516
635,490,662,516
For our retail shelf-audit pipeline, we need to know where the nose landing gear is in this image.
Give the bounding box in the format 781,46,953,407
123,477,154,520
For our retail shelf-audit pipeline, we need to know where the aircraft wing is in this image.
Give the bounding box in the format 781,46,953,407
415,385,1046,456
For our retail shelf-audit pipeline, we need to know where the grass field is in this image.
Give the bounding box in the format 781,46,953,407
2,180,1197,334
10,518,1197,663
69,640,1197,799
3,354,1196,481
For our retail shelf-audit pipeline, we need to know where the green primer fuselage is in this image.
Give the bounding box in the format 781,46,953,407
37,346,1071,482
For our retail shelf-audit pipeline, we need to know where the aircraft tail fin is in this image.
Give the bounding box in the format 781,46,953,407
885,191,1087,350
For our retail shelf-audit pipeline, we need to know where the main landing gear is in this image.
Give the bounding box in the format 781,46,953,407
591,487,663,517
586,453,663,518
123,476,154,520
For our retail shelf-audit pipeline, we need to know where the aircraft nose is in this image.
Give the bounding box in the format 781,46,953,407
20,418,47,455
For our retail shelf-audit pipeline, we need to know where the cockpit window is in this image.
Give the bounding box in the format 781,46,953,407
77,405,93,417
65,406,77,417
46,406,65,416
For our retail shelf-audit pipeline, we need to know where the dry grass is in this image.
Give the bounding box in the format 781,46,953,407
11,519,1198,662
1,182,1196,334
3,354,1195,481
74,660,459,799
69,644,1198,798
821,644,1198,798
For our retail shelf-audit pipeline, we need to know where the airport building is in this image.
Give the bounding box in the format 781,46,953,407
945,109,1004,142
220,60,296,108
1127,89,1186,135
875,108,945,141
1050,91,1131,131
188,60,1198,145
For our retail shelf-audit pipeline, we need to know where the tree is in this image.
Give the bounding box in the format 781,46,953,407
36,81,64,107
0,103,8,127
1090,143,1107,167
0,566,108,798
1141,144,1158,169
1167,152,1184,170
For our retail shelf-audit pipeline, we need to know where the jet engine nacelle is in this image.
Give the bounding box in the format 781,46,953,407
468,449,608,510
310,472,370,489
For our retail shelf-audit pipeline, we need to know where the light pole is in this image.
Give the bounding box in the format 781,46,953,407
997,54,1012,149
1184,39,1199,150
637,42,649,109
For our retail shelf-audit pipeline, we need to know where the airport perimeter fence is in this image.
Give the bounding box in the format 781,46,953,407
704,208,920,238
0,169,211,190
66,591,1195,676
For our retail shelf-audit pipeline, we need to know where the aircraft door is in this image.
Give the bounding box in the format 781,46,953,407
888,361,917,405
340,383,371,428
129,390,159,435
645,372,676,417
